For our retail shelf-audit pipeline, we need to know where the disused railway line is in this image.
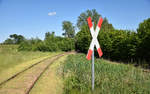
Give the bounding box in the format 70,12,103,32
0,53,62,86
25,53,65,94
0,52,74,94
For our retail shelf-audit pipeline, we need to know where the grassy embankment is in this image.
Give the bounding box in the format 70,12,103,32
0,45,62,84
62,54,150,94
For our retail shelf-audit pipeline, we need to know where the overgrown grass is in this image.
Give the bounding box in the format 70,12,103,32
29,55,68,94
0,45,62,84
0,45,56,73
63,54,150,94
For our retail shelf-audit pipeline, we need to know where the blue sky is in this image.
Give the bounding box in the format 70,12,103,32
0,0,150,43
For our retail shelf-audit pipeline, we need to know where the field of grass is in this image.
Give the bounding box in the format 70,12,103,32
0,45,58,72
29,55,68,94
62,54,150,94
0,45,62,84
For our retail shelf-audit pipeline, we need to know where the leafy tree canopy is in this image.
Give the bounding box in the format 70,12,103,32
62,21,75,38
4,34,25,44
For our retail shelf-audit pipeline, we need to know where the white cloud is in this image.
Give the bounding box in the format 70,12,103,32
48,12,56,16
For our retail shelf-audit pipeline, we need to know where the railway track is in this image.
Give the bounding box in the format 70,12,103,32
0,53,62,86
0,52,74,94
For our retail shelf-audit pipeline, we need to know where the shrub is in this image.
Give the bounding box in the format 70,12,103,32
18,32,75,52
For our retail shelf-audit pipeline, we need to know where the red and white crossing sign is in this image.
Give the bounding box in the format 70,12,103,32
86,16,103,60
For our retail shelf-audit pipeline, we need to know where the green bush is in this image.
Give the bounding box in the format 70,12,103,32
18,32,75,52
75,17,150,67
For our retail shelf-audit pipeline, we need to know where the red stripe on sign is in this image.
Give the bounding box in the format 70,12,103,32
98,17,103,28
87,17,93,28
86,49,92,60
97,48,103,57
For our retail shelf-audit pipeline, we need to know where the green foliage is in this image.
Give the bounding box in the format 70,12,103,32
77,9,101,29
18,38,42,51
75,9,114,53
3,38,14,44
58,38,75,51
62,21,75,38
100,30,139,62
75,25,91,53
44,32,59,51
75,9,150,67
137,18,150,64
76,28,139,62
18,32,75,52
62,54,150,94
4,34,25,44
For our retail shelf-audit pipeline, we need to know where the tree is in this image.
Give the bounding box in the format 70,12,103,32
4,34,25,44
18,38,42,51
75,25,91,53
75,9,114,54
45,32,55,41
3,38,14,44
100,17,114,32
137,18,150,63
77,9,114,31
77,9,101,30
62,21,75,38
44,32,59,51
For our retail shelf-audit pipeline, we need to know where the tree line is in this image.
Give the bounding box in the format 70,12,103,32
18,32,74,52
3,20,75,52
3,9,150,67
75,9,150,68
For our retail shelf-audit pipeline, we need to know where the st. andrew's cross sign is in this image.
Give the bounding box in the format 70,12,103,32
86,16,103,60
86,16,103,91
